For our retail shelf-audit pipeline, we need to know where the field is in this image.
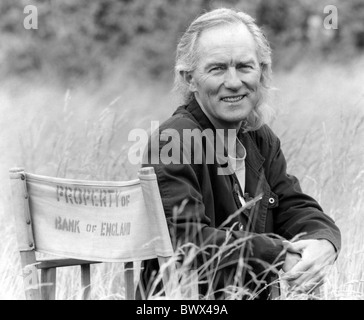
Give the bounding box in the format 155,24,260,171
0,58,363,300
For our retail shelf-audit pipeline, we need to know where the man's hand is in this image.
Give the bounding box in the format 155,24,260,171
281,239,302,272
282,239,337,293
282,251,301,273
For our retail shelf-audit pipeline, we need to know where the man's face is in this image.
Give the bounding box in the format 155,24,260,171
187,23,262,129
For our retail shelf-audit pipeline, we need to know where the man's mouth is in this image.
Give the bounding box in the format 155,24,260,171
221,95,247,103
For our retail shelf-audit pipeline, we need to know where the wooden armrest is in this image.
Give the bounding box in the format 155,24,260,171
36,258,100,269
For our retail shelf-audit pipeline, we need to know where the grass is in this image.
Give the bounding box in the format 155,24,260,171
0,58,363,299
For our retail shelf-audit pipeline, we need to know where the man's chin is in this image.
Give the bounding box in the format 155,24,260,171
217,116,249,129
223,110,252,123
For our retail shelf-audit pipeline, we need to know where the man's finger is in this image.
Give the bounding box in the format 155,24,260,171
290,274,325,294
282,269,305,282
288,240,309,252
283,260,311,280
283,240,303,255
286,269,325,291
282,252,301,272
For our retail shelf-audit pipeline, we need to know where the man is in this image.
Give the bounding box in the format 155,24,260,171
140,8,341,299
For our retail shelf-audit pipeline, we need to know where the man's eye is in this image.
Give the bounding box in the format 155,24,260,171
238,65,253,70
210,66,225,72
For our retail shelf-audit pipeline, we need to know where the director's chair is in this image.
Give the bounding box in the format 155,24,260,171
9,167,182,300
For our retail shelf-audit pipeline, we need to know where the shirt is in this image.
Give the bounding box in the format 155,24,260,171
228,138,247,206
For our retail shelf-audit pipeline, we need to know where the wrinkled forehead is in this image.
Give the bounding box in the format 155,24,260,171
194,22,258,64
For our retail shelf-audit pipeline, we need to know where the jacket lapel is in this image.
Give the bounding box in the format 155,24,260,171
239,131,269,233
240,131,265,193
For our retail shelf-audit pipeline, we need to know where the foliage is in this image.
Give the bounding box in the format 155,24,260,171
1,0,364,85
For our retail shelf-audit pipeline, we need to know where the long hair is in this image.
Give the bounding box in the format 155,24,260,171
174,8,274,131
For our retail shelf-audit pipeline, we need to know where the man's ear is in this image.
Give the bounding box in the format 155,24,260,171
180,71,197,92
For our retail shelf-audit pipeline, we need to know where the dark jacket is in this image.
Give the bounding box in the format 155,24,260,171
140,98,341,299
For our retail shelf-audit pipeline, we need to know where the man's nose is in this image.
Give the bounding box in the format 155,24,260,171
224,68,243,90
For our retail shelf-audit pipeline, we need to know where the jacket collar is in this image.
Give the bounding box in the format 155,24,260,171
185,98,216,131
176,98,265,172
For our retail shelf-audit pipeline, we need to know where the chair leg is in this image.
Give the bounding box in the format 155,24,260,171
20,251,41,300
81,264,91,300
124,262,135,300
40,268,57,300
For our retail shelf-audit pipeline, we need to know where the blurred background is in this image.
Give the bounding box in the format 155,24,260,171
1,0,364,86
1,0,363,299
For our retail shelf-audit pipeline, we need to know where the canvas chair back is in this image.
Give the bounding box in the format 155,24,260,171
9,167,175,300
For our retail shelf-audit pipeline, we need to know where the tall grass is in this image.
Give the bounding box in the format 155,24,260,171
0,59,363,299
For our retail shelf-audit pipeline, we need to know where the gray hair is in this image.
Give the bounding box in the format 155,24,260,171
174,8,274,131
